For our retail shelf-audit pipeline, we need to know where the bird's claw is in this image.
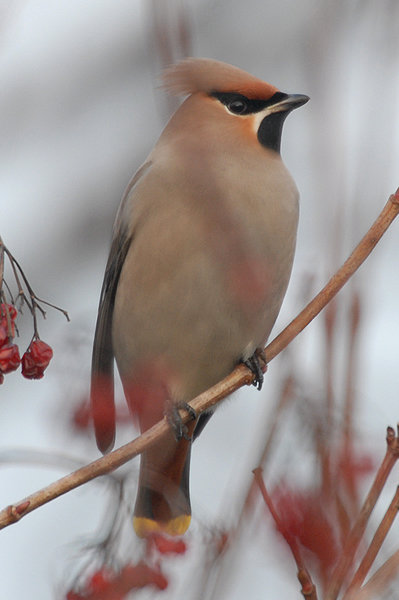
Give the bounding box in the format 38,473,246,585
244,348,267,391
166,401,197,442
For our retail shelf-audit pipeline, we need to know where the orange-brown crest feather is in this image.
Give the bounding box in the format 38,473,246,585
162,58,279,100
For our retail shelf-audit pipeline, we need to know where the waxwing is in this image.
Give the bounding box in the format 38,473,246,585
91,58,308,538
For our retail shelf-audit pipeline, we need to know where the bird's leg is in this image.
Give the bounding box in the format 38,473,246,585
244,348,267,391
165,400,197,442
183,402,198,421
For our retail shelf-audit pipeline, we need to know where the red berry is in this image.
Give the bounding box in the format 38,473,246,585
0,304,16,338
120,563,168,591
21,340,53,379
29,340,53,368
150,533,187,555
88,568,114,593
21,351,44,379
0,319,15,338
65,592,82,600
0,343,21,374
0,303,17,321
72,400,91,430
0,304,17,338
0,373,4,385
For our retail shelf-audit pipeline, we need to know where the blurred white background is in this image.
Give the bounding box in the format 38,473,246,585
1,1,399,598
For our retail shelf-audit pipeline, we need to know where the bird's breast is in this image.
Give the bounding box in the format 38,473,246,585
113,146,299,401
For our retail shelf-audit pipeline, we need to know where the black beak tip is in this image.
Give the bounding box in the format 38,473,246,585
290,93,310,108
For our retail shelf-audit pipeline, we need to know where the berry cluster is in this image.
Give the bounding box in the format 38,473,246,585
0,237,69,385
65,532,187,598
0,303,53,384
66,563,168,599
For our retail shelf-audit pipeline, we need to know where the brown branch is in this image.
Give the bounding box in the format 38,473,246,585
0,417,171,529
0,189,398,531
253,468,318,600
325,426,399,600
240,376,296,521
265,188,399,362
343,289,361,446
343,485,399,598
192,376,297,600
354,547,399,599
0,237,5,292
0,365,254,529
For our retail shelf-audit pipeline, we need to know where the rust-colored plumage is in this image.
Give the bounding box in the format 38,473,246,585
162,57,279,99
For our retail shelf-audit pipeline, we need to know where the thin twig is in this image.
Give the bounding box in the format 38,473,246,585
354,547,399,599
10,252,70,321
324,296,337,441
0,448,121,485
192,375,297,600
0,417,171,529
343,289,361,446
253,468,318,600
325,427,399,600
265,188,399,362
340,288,362,513
342,486,399,599
241,376,296,518
0,238,70,327
0,238,4,292
0,190,398,530
0,291,14,338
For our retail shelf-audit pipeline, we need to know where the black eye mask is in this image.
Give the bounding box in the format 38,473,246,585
210,91,289,115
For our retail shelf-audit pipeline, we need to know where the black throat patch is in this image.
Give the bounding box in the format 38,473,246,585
210,91,290,153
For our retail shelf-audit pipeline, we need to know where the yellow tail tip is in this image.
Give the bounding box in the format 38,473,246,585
133,514,191,538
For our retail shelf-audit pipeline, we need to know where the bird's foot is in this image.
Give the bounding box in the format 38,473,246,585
244,348,267,391
165,401,197,442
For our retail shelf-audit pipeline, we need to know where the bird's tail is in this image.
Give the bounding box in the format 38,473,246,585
133,423,195,538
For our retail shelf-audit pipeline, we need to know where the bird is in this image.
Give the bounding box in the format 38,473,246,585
90,58,308,538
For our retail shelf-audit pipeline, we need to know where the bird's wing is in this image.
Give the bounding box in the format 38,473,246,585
193,412,214,441
91,162,152,453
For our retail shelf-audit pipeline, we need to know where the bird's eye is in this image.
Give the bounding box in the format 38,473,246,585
227,99,247,114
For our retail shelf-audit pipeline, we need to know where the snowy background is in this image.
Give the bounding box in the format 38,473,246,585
1,0,399,598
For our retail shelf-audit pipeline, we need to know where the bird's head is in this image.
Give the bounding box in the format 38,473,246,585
162,58,309,154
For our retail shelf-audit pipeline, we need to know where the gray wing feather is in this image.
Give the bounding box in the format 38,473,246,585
90,162,151,453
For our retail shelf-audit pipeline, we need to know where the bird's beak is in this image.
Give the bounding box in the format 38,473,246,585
272,93,310,113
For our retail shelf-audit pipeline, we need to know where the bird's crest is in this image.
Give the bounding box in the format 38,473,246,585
162,58,279,100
